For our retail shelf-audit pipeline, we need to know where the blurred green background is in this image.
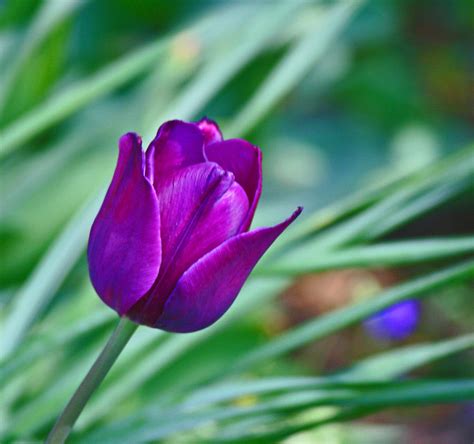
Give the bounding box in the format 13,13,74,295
1,1,473,443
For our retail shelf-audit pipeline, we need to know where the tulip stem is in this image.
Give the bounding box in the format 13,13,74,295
46,316,138,444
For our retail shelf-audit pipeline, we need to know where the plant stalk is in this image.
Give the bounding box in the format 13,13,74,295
46,316,138,444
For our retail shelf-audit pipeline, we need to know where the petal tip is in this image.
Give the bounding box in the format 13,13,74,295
294,206,303,218
196,117,223,145
119,132,142,149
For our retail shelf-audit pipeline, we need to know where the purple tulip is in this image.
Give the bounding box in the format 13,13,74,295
88,118,301,332
364,299,421,341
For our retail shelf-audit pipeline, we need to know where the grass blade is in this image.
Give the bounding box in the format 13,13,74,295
0,194,102,357
260,237,474,275
0,0,88,112
226,0,364,136
228,260,474,374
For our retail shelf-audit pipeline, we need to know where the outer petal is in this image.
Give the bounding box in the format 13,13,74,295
205,139,262,232
88,133,161,315
127,162,249,325
146,120,204,185
154,207,302,333
196,117,223,146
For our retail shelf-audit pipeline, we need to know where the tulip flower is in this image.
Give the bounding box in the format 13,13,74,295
88,118,301,332
364,299,420,341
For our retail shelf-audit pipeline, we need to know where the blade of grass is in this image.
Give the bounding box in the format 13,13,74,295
0,0,88,112
226,260,474,375
287,166,471,256
0,309,114,384
5,325,165,437
273,143,474,253
75,309,474,439
259,237,474,275
0,193,103,358
183,333,474,408
77,379,474,444
0,38,167,158
144,0,307,138
0,1,269,158
225,0,364,136
211,380,474,443
367,179,472,239
338,332,474,380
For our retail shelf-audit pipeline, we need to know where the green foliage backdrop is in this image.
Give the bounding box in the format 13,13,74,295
0,0,473,442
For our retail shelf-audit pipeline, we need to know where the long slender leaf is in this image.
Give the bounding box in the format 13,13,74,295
227,260,474,375
339,332,474,380
0,0,88,112
183,333,474,409
368,179,472,239
226,0,364,136
274,143,474,253
145,0,306,138
0,194,102,358
260,237,474,275
0,1,254,158
0,309,113,383
77,379,474,444
211,380,474,443
0,39,166,157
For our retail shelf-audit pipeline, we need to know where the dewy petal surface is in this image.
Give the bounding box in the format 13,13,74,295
196,117,223,146
205,139,262,231
146,120,204,184
154,207,302,332
88,133,161,315
127,162,249,325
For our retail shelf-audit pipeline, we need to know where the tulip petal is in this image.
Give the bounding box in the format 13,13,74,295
146,120,204,184
154,207,302,332
196,117,223,146
88,133,161,315
205,139,262,232
127,162,249,325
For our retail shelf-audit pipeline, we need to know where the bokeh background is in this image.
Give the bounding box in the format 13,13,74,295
1,1,473,443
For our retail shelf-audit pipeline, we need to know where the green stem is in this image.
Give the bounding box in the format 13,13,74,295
46,317,138,444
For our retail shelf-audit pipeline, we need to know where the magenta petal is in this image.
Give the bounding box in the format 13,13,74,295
88,133,161,315
154,207,302,333
196,117,223,146
146,120,204,184
205,139,262,232
127,162,249,326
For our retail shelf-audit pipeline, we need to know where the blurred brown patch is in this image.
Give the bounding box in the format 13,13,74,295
280,269,400,327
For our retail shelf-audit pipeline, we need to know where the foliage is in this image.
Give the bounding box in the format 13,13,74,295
1,0,473,442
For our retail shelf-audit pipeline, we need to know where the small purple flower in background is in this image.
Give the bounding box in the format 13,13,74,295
88,118,301,333
364,299,421,341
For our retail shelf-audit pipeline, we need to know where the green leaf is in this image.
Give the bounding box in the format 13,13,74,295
144,0,307,139
0,309,113,384
339,333,474,380
225,0,364,137
273,143,474,253
76,379,474,444
227,260,474,375
0,0,88,112
260,237,474,275
368,180,471,240
0,195,103,358
210,380,474,443
182,333,474,408
0,38,166,157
